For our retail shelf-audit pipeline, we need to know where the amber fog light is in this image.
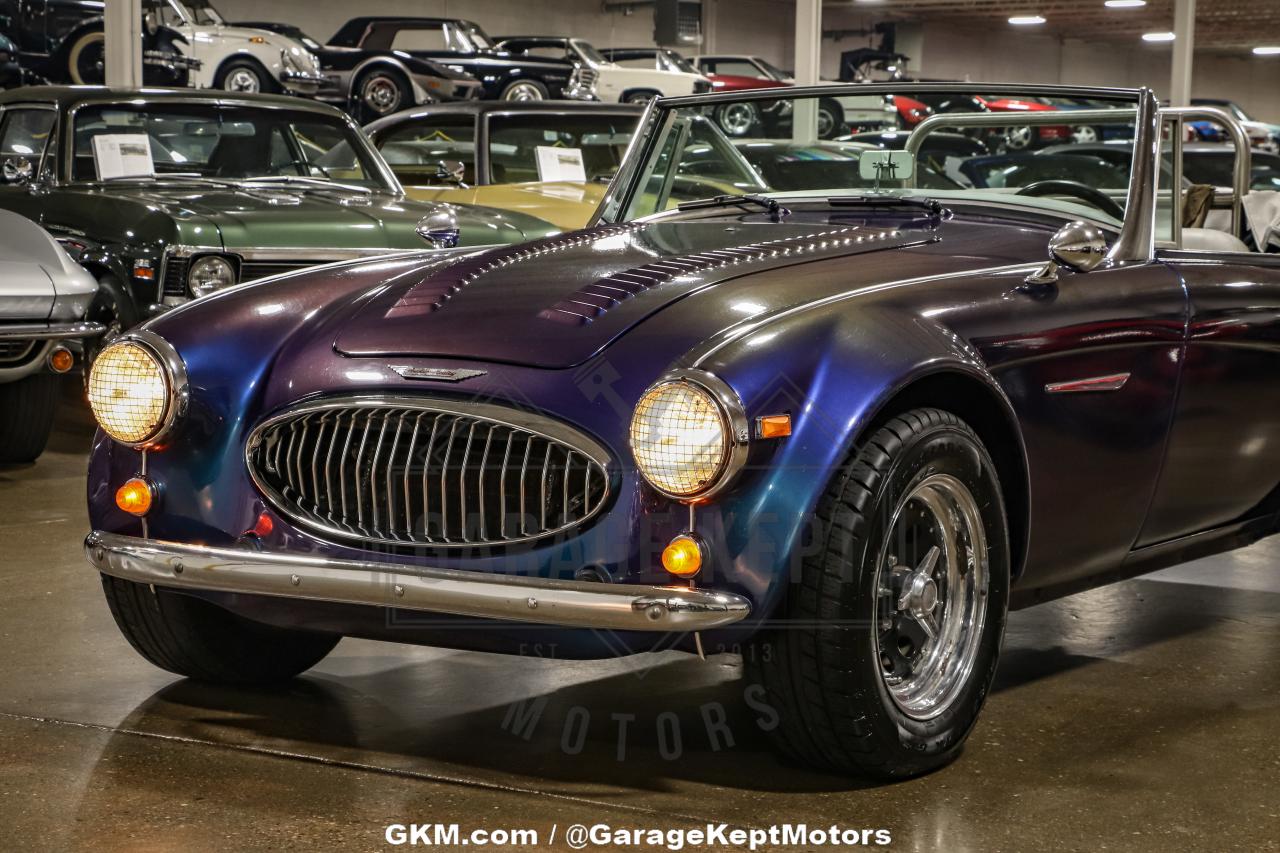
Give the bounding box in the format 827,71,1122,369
629,372,748,500
87,332,187,448
115,477,156,516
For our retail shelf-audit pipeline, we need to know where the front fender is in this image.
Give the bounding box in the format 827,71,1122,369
686,302,1015,626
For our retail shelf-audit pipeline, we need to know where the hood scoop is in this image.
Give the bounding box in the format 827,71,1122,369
334,219,930,369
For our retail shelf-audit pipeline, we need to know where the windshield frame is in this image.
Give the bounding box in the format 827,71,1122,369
592,82,1159,264
61,98,404,193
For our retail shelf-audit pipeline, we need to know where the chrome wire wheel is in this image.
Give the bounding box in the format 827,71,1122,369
875,472,989,720
1005,125,1033,149
224,67,262,93
503,81,545,101
717,102,757,137
361,74,402,114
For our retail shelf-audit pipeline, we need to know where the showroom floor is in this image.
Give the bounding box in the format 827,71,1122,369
2,381,1277,852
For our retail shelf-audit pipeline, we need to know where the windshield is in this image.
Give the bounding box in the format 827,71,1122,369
572,40,607,66
756,58,790,80
148,0,224,26
72,104,393,190
459,22,494,51
661,50,699,74
606,87,1141,227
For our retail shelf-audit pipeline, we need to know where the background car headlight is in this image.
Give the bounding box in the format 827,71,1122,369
188,255,237,298
87,334,185,447
629,375,745,499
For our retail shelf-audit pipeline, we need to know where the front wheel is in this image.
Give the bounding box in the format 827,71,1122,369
356,68,409,120
715,101,760,137
216,58,269,93
500,79,548,101
66,30,106,84
102,575,340,685
748,408,1010,779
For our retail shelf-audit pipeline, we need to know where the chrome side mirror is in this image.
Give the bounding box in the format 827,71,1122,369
416,206,460,249
433,159,467,187
2,156,32,186
143,11,159,35
1025,220,1108,287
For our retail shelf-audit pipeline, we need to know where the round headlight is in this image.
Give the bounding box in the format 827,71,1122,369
188,255,236,298
629,374,746,500
87,333,186,447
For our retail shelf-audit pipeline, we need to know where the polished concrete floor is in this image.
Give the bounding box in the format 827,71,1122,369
2,382,1278,852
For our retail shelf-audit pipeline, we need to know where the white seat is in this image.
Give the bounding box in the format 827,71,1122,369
1182,227,1249,253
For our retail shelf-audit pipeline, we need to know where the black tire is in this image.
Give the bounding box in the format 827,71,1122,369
748,408,1010,779
215,57,273,94
622,89,660,105
355,67,410,121
499,78,548,101
65,30,106,85
101,575,340,685
0,372,59,464
817,98,844,139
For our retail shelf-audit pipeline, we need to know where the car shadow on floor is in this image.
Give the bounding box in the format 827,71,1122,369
79,582,1236,800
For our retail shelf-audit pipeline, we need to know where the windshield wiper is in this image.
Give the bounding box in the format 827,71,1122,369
678,193,791,222
243,175,373,194
826,196,948,217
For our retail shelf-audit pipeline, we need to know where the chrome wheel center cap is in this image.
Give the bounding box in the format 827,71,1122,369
900,571,939,619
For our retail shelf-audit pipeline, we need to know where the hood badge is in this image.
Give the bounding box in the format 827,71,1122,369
391,366,487,383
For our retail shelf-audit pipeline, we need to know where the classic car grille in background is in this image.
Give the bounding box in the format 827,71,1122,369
163,256,325,297
0,340,37,365
247,401,611,548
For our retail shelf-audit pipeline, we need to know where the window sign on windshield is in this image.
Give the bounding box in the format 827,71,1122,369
536,146,586,182
92,134,154,180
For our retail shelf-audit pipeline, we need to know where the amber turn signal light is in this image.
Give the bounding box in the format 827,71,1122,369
662,534,705,578
115,477,155,517
47,347,74,374
757,414,792,439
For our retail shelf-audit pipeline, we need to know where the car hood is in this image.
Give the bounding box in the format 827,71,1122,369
70,183,545,250
333,216,941,368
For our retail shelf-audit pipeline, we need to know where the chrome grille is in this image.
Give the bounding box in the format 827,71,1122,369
246,398,611,548
0,340,37,365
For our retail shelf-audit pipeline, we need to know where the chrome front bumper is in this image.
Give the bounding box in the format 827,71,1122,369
0,321,104,341
84,531,752,632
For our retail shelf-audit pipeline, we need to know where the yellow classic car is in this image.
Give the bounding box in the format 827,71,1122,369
365,101,643,231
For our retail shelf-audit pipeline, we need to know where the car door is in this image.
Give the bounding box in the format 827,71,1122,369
0,104,58,225
1136,247,1280,545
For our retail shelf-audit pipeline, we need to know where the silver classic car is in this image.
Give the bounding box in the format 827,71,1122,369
0,208,100,463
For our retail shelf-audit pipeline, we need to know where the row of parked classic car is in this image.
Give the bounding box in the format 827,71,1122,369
3,73,1278,462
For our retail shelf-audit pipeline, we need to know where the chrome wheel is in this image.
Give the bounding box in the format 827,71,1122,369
817,107,837,138
1005,125,1033,150
1071,125,1099,144
361,74,402,114
502,81,545,101
875,473,989,720
224,67,262,93
717,102,757,137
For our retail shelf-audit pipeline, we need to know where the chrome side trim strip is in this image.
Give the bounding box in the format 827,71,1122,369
84,531,752,632
1045,373,1131,394
0,321,104,341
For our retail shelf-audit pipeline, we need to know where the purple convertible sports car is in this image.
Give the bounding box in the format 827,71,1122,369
84,85,1280,779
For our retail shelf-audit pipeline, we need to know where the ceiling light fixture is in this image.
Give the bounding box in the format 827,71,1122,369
1104,0,1147,8
1009,15,1046,25
1253,46,1280,55
1142,31,1176,42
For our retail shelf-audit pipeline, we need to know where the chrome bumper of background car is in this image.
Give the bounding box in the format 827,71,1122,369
280,69,325,93
0,321,104,341
84,531,753,632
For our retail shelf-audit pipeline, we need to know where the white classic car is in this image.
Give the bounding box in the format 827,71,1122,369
496,36,711,103
144,0,323,94
0,209,100,463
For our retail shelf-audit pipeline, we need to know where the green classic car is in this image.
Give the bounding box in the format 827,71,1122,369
0,86,557,337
